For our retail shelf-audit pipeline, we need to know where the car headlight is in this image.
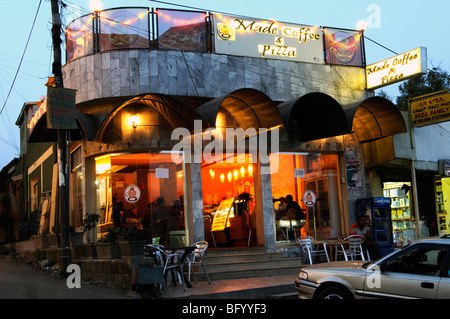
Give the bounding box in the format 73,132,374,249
298,270,308,280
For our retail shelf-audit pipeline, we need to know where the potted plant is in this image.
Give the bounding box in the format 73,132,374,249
77,213,100,259
118,226,146,258
96,227,121,259
82,213,100,243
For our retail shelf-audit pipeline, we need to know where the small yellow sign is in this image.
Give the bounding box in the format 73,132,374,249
410,91,450,127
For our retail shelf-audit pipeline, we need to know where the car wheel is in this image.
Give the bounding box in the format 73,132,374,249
317,286,353,300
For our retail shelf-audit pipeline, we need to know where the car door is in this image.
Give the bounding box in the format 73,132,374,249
437,252,450,298
364,244,449,299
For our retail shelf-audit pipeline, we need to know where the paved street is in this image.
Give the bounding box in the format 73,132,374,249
0,257,135,299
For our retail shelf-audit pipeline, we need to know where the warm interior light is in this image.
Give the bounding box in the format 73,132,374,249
220,173,225,183
209,169,215,179
233,169,238,180
240,166,245,178
128,115,139,128
248,164,253,176
227,171,232,182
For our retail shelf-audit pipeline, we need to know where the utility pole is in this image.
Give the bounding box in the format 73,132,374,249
50,0,71,271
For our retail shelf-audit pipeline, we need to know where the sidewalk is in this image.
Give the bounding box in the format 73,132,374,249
159,274,298,299
2,239,299,299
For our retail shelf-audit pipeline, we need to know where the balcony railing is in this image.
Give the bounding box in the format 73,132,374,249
65,7,365,67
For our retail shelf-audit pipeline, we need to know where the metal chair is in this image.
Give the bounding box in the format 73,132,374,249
184,241,211,285
297,236,330,265
144,244,186,291
336,235,366,261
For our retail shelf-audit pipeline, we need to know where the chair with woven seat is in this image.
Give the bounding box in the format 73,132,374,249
184,241,211,285
297,236,330,265
336,235,366,261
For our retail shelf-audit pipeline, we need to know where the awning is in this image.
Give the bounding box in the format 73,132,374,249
277,92,351,141
27,111,97,143
195,88,283,130
343,96,407,142
95,94,205,142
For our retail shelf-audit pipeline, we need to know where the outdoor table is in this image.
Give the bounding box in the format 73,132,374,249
315,239,340,262
164,246,195,288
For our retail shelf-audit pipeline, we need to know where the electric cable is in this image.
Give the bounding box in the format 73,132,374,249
0,0,43,115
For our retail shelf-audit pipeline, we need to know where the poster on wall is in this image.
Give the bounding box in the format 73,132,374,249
345,147,362,191
324,28,364,67
214,14,324,64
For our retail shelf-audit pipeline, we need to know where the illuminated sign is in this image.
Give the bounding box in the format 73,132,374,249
366,47,427,89
410,91,450,127
214,14,324,63
27,99,47,134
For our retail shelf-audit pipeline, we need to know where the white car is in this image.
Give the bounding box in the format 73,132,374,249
295,236,450,299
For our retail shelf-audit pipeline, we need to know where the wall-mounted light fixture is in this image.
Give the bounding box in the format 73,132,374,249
128,115,140,128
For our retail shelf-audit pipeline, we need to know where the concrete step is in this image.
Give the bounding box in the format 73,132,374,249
203,251,285,263
191,263,300,282
203,257,301,272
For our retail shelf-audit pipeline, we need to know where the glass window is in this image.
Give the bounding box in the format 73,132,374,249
66,14,94,61
157,9,208,51
99,8,150,51
383,244,449,277
270,153,339,241
95,152,185,245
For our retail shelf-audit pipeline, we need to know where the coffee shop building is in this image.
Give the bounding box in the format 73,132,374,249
21,7,408,251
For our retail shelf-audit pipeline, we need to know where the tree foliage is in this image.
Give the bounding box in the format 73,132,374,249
395,66,450,110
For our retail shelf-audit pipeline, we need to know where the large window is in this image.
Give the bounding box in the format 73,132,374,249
270,153,340,241
99,8,150,51
156,9,208,51
95,152,185,245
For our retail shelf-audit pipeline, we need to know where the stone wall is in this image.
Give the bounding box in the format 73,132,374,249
62,50,368,105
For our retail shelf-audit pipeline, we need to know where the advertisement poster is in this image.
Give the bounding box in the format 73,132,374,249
324,28,364,67
345,147,362,191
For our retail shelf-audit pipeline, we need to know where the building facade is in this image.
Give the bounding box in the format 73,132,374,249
15,7,409,250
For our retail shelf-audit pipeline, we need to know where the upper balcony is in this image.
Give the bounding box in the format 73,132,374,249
63,7,368,104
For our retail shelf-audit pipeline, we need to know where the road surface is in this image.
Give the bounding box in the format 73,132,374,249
0,257,135,299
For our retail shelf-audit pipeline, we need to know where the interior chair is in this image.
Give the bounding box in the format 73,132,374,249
336,235,366,261
185,241,211,285
144,244,186,291
297,236,330,265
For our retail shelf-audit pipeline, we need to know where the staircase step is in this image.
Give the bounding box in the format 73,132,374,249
203,257,301,272
203,252,285,263
191,264,300,282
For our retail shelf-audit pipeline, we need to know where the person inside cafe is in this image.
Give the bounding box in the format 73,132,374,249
112,201,124,227
152,196,171,246
284,194,306,239
350,214,381,260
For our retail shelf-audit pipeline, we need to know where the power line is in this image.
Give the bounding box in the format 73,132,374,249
0,0,43,115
